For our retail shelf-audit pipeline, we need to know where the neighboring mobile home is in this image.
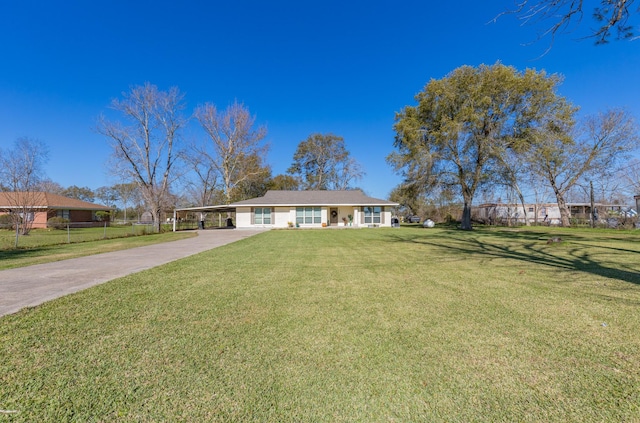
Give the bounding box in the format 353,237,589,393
0,192,111,229
473,202,636,225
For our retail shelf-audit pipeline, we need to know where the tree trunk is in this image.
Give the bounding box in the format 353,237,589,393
556,195,571,227
549,177,571,227
152,207,162,233
461,198,473,230
515,186,531,226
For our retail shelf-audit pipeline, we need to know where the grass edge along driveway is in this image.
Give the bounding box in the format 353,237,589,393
1,227,639,422
0,231,196,270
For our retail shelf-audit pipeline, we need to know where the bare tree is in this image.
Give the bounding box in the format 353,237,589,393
0,137,49,240
620,159,640,196
528,108,640,226
499,0,639,46
35,179,64,194
496,147,533,226
193,101,268,205
334,157,365,190
97,83,186,232
180,148,221,207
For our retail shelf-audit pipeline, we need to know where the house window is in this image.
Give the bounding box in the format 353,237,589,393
296,207,321,224
363,206,381,224
20,212,34,222
528,207,534,213
57,210,70,219
254,207,271,224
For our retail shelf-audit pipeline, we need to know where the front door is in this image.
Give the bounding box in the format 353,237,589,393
330,208,339,225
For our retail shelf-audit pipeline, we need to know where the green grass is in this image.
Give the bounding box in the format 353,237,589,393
1,226,639,421
0,224,174,250
0,230,196,270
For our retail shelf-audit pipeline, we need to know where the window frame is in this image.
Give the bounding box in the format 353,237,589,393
363,206,381,224
296,207,321,224
254,207,272,225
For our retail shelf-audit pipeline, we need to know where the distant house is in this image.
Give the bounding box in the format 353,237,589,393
174,190,399,229
473,202,636,225
0,192,111,229
474,203,561,225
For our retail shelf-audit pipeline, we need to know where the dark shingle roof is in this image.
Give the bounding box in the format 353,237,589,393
229,190,398,207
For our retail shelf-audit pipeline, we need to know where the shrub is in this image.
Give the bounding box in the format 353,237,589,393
0,214,14,230
95,211,111,221
47,217,70,230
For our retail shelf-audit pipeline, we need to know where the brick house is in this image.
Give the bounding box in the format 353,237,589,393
0,192,111,229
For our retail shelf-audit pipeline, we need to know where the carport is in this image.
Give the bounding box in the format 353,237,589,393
172,205,237,231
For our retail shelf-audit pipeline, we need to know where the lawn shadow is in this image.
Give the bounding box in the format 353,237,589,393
384,228,640,286
0,246,49,261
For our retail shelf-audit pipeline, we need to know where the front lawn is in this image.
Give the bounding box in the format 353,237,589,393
0,230,195,270
1,227,639,421
0,224,173,250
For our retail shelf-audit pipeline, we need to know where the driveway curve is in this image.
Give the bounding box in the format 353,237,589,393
0,229,266,317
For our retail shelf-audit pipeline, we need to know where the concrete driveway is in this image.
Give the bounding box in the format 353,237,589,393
0,229,266,317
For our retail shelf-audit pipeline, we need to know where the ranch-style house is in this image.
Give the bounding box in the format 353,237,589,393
174,190,399,229
0,192,111,229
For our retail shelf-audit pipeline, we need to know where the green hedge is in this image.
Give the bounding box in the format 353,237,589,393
47,216,70,230
0,214,13,229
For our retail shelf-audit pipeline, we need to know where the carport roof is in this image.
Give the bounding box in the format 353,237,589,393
173,205,237,214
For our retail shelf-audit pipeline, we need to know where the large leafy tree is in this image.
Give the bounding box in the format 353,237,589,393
97,83,186,232
193,101,268,205
61,185,95,202
288,133,364,190
94,186,117,207
268,174,300,191
527,108,640,226
390,63,572,230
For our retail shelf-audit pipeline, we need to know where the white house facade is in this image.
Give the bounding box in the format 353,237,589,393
229,190,398,229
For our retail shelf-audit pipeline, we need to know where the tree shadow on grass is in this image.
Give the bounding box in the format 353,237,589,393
384,228,640,286
0,246,60,270
0,247,47,259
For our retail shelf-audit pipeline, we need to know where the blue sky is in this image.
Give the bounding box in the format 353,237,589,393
1,1,638,201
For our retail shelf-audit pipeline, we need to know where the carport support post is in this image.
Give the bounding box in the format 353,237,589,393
172,210,177,232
